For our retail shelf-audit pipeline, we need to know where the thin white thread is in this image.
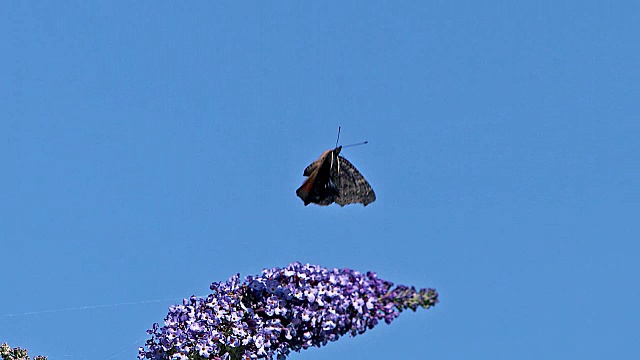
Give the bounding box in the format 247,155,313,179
0,297,198,317
2,295,208,358
103,334,148,360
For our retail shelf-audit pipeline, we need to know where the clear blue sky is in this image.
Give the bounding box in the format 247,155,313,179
1,1,638,359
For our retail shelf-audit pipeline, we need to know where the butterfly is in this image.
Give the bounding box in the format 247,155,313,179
296,144,376,206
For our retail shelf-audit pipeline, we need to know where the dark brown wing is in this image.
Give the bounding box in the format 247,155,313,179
331,156,376,206
296,150,339,206
303,161,319,176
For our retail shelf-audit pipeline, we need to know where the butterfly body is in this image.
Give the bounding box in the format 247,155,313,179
296,146,376,206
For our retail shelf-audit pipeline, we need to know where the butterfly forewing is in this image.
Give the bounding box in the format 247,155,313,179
331,156,376,206
296,149,340,206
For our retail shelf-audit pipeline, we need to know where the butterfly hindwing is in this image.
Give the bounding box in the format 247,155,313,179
302,161,319,176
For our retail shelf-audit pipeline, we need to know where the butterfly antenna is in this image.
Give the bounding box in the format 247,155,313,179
342,141,368,148
335,126,341,149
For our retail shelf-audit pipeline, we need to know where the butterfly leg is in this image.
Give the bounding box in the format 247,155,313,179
330,152,341,175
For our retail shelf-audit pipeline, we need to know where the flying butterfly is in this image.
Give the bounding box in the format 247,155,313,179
296,128,376,206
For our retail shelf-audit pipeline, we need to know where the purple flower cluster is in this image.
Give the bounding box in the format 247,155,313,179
1,343,47,360
139,262,438,360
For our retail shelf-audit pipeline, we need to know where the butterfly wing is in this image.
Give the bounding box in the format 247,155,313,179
296,150,339,206
331,156,376,206
302,161,319,176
